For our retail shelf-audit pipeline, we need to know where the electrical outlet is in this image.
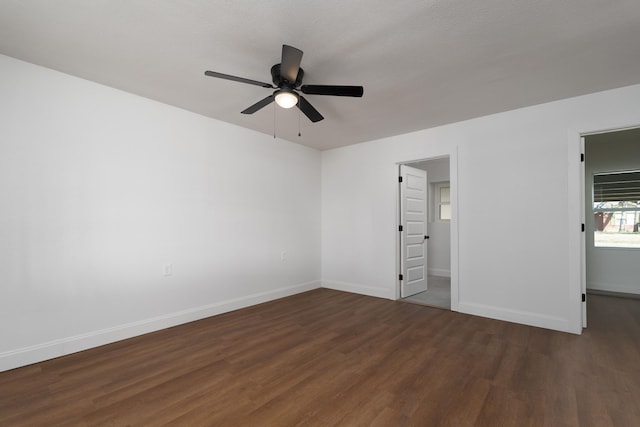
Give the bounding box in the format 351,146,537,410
163,263,173,276
280,250,287,261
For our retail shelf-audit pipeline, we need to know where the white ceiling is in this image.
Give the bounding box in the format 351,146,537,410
1,1,640,150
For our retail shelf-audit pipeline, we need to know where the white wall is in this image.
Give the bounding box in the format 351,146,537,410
585,129,640,294
321,83,640,334
0,54,321,371
3,55,640,372
409,158,451,277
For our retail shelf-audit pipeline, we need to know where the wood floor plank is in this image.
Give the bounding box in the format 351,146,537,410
1,289,640,426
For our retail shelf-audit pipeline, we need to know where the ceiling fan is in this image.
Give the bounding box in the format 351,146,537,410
204,44,364,123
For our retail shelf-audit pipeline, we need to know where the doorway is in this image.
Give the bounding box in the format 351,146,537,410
398,156,452,309
574,125,640,330
584,129,640,298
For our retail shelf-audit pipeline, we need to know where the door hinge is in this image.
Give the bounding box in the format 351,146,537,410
399,274,403,281
581,223,585,232
398,176,403,183
581,153,585,162
582,293,586,302
399,225,403,232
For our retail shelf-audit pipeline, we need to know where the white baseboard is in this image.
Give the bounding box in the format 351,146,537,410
457,301,577,334
321,280,393,300
0,280,321,373
428,268,451,277
587,281,640,295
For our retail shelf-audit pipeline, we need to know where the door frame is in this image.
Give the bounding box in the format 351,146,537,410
396,151,459,312
568,122,640,332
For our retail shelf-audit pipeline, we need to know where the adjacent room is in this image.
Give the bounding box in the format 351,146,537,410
584,128,640,297
1,1,640,425
399,157,452,309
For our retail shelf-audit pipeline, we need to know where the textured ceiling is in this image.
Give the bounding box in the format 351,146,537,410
1,1,640,150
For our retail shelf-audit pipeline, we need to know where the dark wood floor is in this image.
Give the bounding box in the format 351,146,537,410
1,290,640,426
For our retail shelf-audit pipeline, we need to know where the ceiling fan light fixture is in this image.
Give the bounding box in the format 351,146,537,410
275,90,298,109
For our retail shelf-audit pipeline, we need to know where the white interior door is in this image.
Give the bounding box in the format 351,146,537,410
400,164,428,298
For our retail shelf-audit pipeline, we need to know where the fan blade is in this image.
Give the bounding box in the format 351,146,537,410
241,95,274,114
297,96,324,122
205,71,274,88
280,45,303,83
301,85,364,97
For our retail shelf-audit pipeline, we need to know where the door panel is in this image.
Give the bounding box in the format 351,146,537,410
400,165,428,298
406,243,424,259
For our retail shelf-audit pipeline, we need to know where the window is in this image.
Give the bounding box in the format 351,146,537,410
435,182,451,221
593,171,640,248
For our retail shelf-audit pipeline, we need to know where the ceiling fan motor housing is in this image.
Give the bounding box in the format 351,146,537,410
271,64,304,89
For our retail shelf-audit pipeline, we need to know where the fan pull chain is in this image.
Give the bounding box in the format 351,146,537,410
273,102,276,139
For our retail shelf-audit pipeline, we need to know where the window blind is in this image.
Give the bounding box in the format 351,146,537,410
594,171,640,202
